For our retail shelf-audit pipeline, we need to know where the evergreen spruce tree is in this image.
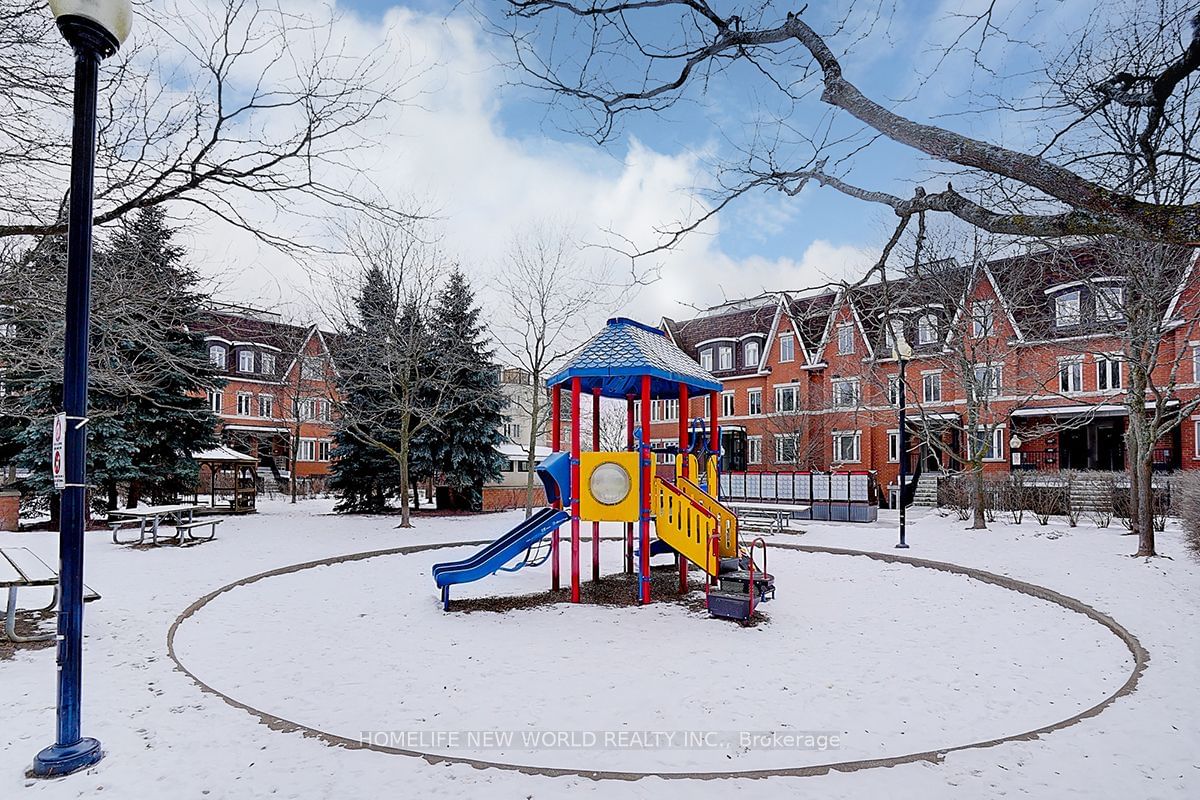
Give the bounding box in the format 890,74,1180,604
329,266,405,512
427,269,507,510
0,208,220,518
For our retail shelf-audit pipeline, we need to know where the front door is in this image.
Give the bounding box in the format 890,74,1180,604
1094,421,1125,471
1060,427,1089,470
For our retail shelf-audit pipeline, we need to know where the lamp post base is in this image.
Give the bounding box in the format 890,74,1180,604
31,737,103,778
895,542,910,549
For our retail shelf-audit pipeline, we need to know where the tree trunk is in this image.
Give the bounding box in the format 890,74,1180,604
523,384,541,518
126,481,141,509
290,425,300,504
1125,402,1156,556
971,464,987,530
398,415,412,528
106,481,119,512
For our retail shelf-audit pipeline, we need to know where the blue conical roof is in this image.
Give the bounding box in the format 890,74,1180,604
546,318,722,399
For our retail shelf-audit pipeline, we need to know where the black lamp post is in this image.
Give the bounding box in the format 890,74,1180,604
33,0,132,779
894,337,913,549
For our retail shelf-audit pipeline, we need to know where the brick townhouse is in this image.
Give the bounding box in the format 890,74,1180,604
649,245,1200,501
192,305,339,484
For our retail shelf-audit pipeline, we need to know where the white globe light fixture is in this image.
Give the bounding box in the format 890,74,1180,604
589,461,633,506
49,0,132,55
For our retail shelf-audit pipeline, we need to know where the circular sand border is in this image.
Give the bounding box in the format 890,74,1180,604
166,539,1149,781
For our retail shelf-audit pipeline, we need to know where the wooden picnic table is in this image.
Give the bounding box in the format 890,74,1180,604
1,547,99,643
108,503,200,546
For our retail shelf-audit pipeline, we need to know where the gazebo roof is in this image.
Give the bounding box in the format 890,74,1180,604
193,445,257,464
546,317,722,399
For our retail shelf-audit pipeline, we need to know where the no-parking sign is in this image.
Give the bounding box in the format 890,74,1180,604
52,412,66,490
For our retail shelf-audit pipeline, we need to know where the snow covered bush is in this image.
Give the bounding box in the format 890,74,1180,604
1173,473,1200,560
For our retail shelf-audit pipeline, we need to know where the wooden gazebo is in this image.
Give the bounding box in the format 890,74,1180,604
193,445,258,513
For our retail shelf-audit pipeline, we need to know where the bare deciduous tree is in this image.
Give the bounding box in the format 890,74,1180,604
493,223,614,516
0,0,418,248
492,2,1199,247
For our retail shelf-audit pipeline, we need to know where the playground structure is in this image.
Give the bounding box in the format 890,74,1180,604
432,318,775,620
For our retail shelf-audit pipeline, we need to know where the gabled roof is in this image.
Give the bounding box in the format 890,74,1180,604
783,291,837,361
547,317,722,399
663,297,778,377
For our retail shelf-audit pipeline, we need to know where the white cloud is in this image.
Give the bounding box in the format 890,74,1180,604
174,2,877,337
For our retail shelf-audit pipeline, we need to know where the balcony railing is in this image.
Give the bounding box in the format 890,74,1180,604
1012,447,1175,472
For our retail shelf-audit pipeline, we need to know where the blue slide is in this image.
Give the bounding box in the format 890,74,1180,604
432,507,569,610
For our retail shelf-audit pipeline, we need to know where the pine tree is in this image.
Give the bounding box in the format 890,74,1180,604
426,269,507,510
329,266,405,512
0,208,221,517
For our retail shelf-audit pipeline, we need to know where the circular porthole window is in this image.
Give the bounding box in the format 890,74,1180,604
589,462,632,506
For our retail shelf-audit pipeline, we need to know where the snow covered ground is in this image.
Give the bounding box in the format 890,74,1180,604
2,498,1199,798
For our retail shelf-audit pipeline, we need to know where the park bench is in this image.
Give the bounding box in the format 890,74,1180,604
174,518,224,545
1,547,100,643
726,501,810,535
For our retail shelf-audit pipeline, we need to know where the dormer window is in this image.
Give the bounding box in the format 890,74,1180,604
699,349,713,371
837,323,854,355
717,345,733,370
262,353,276,375
971,301,995,337
1055,291,1081,327
917,314,937,345
209,345,226,369
779,334,795,363
1096,286,1124,321
744,340,760,368
238,351,255,373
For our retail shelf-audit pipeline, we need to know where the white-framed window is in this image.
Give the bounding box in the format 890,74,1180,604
261,353,276,375
1097,355,1122,391
301,357,324,380
887,375,901,407
971,301,995,337
887,429,900,463
837,323,855,355
703,395,712,417
317,440,332,462
1096,286,1124,321
774,385,798,413
700,349,713,371
236,392,252,416
317,399,331,422
296,398,316,421
774,434,799,464
208,345,226,369
832,430,861,463
258,394,274,418
503,421,522,441
720,391,735,417
884,318,903,351
968,426,1006,462
747,436,763,465
238,350,255,373
831,378,859,408
651,439,677,465
651,399,679,422
1058,356,1084,394
917,314,937,345
744,340,760,368
1194,346,1200,383
207,390,222,414
1194,420,1200,459
747,388,763,416
973,364,1002,399
297,438,317,462
779,334,795,363
718,345,734,371
1055,290,1082,327
922,372,942,403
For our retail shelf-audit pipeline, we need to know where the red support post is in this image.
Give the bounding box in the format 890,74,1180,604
570,377,582,603
551,384,561,591
625,396,635,575
678,383,689,594
592,387,601,582
640,375,652,604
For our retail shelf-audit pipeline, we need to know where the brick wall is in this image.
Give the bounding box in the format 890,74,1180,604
0,490,20,531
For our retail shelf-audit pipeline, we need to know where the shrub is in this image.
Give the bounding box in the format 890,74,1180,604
1175,473,1200,560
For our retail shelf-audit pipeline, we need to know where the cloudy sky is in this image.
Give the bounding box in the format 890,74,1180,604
175,0,1087,329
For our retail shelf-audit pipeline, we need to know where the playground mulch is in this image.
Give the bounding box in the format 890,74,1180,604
450,565,768,627
0,609,57,661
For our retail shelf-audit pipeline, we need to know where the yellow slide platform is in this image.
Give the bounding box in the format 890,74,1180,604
651,476,739,577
